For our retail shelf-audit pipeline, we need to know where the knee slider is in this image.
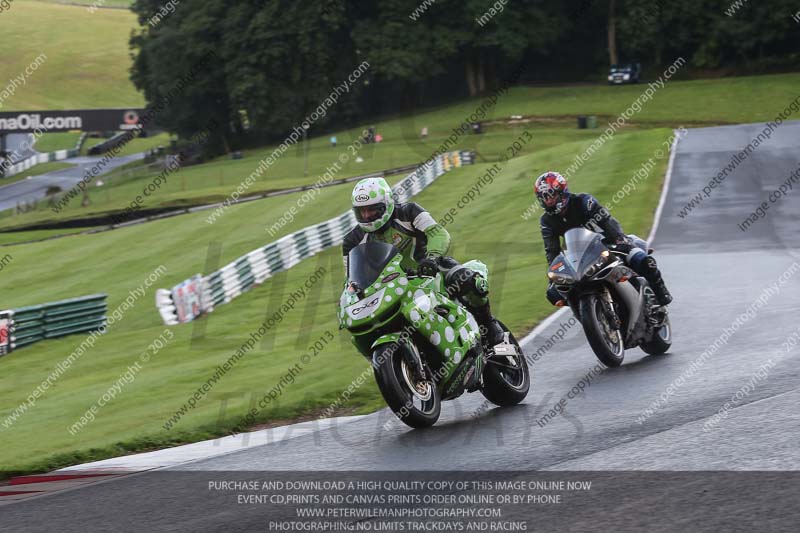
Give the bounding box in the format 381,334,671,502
445,266,487,299
474,275,489,297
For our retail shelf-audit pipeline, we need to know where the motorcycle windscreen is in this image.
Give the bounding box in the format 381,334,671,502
563,228,605,275
348,241,399,290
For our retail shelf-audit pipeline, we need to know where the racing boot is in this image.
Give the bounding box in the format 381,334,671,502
473,303,506,347
642,256,672,306
649,276,673,306
632,253,673,306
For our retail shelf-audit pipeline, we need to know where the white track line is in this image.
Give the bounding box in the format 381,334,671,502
519,308,570,347
647,130,680,245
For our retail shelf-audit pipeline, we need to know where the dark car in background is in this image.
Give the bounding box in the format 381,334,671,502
608,63,641,84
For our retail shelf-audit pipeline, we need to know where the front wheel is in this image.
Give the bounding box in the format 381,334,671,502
641,315,672,355
373,343,440,428
481,323,530,406
579,294,625,367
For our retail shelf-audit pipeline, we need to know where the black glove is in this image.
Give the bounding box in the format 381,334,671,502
418,255,441,277
546,282,565,306
609,236,633,253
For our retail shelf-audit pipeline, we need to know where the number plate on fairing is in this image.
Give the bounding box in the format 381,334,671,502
345,288,387,320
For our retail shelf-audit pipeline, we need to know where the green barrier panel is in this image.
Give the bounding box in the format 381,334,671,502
14,335,44,348
14,319,43,331
44,310,106,326
41,295,106,313
12,325,45,339
44,301,107,319
12,309,44,323
9,294,108,352
43,315,106,336
18,323,44,334
44,322,106,339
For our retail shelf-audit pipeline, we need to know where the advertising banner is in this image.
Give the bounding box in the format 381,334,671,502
171,275,207,323
0,109,150,133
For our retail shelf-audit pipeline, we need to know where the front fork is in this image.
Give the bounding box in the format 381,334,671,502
372,334,429,383
403,340,429,382
571,289,620,329
599,289,622,330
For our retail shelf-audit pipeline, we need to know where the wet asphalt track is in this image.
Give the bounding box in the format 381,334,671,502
3,121,800,531
0,152,144,212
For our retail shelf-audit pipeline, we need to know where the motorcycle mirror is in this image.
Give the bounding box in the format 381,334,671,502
347,281,364,298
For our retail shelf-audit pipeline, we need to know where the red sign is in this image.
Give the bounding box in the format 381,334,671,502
0,317,9,355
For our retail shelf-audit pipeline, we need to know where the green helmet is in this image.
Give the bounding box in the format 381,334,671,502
351,177,395,233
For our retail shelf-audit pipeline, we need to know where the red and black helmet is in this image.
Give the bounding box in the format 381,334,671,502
534,171,569,215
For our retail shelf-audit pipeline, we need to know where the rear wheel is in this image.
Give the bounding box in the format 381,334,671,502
373,343,440,428
641,315,672,355
579,294,625,367
481,323,530,406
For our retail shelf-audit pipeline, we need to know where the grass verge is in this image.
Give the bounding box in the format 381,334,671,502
0,1,142,110
32,132,82,153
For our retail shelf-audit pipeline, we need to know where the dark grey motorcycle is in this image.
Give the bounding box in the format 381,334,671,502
547,228,672,367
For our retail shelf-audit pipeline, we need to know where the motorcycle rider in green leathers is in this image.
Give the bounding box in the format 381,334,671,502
342,177,505,346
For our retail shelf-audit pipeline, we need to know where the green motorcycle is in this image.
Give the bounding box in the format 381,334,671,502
338,241,530,428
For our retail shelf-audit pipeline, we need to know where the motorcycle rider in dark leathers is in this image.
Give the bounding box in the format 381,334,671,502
534,171,673,307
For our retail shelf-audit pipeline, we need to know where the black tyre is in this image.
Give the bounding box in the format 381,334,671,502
579,294,625,367
641,315,672,355
481,323,530,406
373,343,440,428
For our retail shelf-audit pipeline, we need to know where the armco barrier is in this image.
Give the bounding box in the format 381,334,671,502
87,131,135,156
156,151,475,325
0,133,87,182
3,294,107,353
1,147,79,180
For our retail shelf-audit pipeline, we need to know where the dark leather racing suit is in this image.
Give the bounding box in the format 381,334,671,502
540,193,672,306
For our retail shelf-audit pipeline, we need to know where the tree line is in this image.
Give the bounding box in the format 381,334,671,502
129,0,800,153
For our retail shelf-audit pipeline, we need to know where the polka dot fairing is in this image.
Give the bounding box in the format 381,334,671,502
338,255,406,329
338,252,483,371
399,285,480,372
